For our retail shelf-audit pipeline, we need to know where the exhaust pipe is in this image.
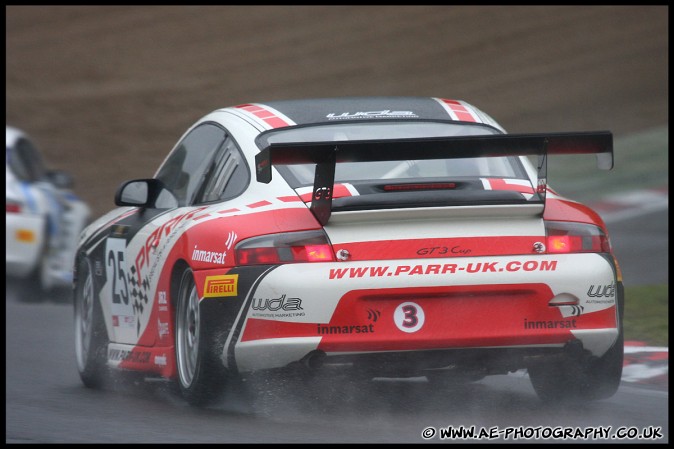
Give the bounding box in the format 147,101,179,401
301,350,326,370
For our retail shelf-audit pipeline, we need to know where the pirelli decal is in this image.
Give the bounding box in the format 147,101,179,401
204,274,239,298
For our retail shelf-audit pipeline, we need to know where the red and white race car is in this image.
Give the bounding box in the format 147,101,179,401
6,126,91,298
74,97,624,406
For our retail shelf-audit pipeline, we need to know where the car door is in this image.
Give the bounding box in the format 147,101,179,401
101,123,231,346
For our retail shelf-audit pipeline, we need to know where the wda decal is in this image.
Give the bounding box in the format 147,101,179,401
326,110,418,120
250,295,305,318
587,283,615,298
252,295,302,311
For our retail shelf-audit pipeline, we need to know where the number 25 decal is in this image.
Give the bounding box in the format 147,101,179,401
394,301,425,333
105,238,130,305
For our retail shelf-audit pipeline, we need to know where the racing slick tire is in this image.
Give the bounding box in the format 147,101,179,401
14,223,49,303
14,268,46,303
528,326,624,403
174,267,227,406
74,256,109,388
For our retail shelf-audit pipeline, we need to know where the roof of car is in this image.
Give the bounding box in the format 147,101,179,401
6,126,26,148
227,97,505,131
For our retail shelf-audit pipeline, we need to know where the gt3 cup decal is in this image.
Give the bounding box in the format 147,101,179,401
417,246,472,256
394,301,425,333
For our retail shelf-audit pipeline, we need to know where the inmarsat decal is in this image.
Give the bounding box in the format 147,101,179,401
190,231,237,265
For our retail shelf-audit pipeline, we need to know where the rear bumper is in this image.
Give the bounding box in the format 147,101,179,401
5,213,45,277
211,254,620,373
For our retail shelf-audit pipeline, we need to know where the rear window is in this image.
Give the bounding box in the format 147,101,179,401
7,137,47,182
262,122,526,187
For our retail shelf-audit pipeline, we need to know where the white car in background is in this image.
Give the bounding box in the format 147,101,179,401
6,125,90,299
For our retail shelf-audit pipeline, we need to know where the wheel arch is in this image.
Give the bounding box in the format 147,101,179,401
169,259,191,310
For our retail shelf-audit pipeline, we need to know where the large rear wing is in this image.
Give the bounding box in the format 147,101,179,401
255,131,613,225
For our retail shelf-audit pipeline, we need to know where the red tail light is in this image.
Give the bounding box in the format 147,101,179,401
6,201,22,213
545,221,610,253
235,230,335,266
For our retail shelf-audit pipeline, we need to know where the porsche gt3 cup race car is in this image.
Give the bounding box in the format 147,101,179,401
6,125,91,298
73,97,624,406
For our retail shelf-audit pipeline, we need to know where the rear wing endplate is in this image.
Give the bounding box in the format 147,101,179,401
255,131,613,225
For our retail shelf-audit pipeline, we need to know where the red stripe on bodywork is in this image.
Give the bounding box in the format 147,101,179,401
544,198,605,227
278,184,357,203
484,178,535,194
241,319,316,342
278,196,303,203
247,200,272,209
440,99,477,122
115,346,174,377
235,104,291,128
296,184,357,203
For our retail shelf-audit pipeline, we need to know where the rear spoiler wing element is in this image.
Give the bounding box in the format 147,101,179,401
255,131,613,225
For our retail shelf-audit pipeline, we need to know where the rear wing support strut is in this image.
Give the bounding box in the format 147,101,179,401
255,131,613,225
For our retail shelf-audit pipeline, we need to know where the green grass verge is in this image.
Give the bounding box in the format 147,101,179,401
623,284,669,347
544,126,668,204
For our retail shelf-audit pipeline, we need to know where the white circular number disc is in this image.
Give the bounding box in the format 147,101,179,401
393,301,425,333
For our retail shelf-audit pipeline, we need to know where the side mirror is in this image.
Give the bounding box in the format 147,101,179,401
46,170,74,189
114,178,177,209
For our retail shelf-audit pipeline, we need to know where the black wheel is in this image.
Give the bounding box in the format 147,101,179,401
11,269,44,303
580,328,623,400
529,329,623,402
74,256,108,388
175,267,227,406
15,221,50,303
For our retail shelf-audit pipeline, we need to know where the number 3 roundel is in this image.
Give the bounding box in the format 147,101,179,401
394,301,425,333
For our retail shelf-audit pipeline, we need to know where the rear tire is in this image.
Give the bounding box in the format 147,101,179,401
175,267,227,406
13,269,44,302
529,329,623,402
74,256,108,388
